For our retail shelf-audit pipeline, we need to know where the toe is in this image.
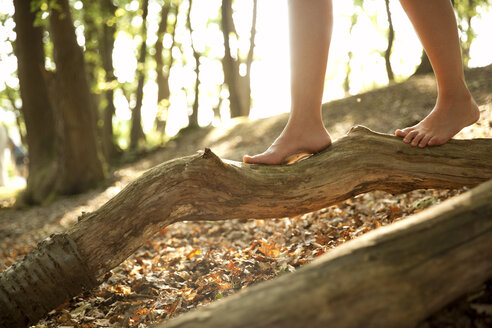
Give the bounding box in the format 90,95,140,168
411,133,424,147
243,155,254,164
395,129,405,137
403,130,418,143
243,152,282,165
418,135,432,148
243,154,265,164
428,136,447,146
427,136,441,146
395,127,411,137
243,155,252,163
427,137,437,146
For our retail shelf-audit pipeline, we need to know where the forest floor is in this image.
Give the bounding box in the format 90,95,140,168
1,65,491,327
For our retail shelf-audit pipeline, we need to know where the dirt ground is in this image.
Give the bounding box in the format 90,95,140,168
0,65,491,327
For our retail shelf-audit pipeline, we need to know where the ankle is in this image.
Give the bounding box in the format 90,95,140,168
288,112,325,129
437,81,472,102
437,90,473,108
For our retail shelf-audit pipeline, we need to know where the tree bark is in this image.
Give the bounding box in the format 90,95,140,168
49,0,106,194
13,0,57,204
129,0,149,150
1,126,491,327
161,178,492,328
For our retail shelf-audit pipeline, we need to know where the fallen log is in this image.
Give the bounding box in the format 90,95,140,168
159,178,492,328
0,126,491,327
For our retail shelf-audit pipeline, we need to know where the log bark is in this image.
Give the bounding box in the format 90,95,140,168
160,178,492,328
0,126,491,327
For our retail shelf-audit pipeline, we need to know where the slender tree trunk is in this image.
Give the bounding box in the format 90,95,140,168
221,0,256,118
384,0,395,82
129,0,149,150
460,0,475,67
100,0,120,161
155,3,171,106
49,0,106,194
344,15,358,95
155,2,179,139
221,0,241,118
188,0,199,128
1,126,491,327
190,55,200,127
239,0,257,115
13,0,57,204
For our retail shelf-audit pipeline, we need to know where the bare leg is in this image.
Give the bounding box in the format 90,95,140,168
243,0,332,164
395,0,479,147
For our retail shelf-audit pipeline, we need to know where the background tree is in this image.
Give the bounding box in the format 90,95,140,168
187,0,200,128
343,0,362,94
384,0,394,82
129,0,149,150
12,0,57,204
48,0,106,194
220,0,257,118
100,0,121,161
154,0,176,138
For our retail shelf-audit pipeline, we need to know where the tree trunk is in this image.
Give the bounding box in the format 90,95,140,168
1,126,491,327
13,0,57,204
344,14,358,95
162,178,492,328
241,0,257,114
220,0,256,118
100,0,121,161
129,0,149,150
384,0,394,82
155,2,178,139
155,2,171,105
188,0,199,128
49,0,106,194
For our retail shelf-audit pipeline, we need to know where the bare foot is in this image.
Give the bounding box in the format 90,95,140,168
395,93,480,147
243,119,332,165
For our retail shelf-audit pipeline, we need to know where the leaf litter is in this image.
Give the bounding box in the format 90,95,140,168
28,188,488,327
